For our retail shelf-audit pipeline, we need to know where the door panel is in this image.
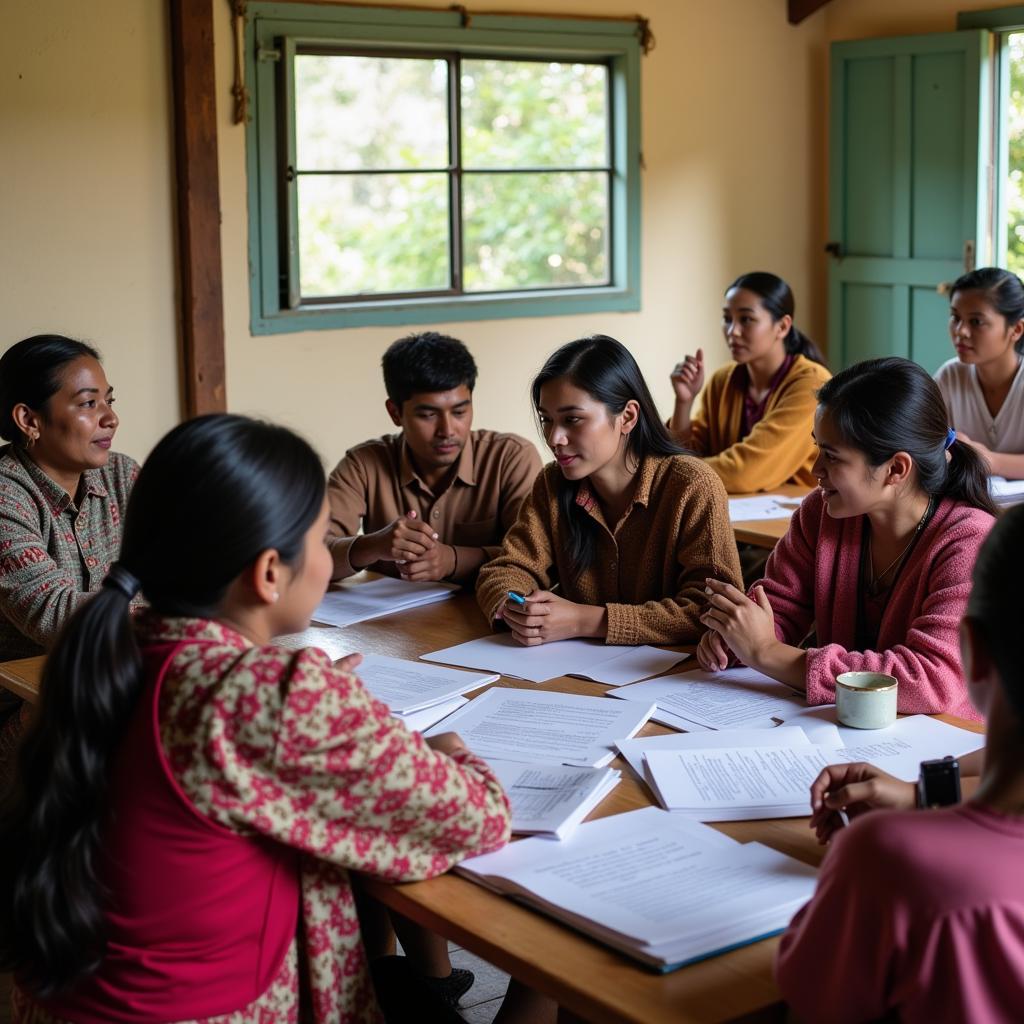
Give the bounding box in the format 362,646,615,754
829,31,991,375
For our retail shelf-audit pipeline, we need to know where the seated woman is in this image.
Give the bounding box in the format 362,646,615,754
937,266,1024,480
775,504,1024,1023
697,357,996,719
0,414,511,1023
668,271,831,493
0,335,137,767
477,335,742,646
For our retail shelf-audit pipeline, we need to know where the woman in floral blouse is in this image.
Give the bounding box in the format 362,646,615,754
0,414,512,1023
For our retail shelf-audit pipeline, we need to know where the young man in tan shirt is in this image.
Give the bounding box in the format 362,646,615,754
327,332,542,584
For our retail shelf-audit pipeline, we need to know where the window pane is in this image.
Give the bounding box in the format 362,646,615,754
462,171,608,291
295,55,449,171
1007,33,1024,273
298,174,450,297
461,60,608,169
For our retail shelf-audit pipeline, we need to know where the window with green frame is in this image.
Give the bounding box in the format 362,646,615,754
245,3,643,333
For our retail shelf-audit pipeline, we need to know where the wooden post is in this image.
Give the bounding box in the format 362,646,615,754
787,0,834,25
169,0,227,416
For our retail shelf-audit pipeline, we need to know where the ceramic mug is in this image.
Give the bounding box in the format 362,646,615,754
835,671,898,729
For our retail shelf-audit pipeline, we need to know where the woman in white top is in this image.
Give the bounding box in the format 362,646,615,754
936,267,1024,480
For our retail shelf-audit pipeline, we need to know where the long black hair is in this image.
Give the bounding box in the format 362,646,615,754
967,504,1024,717
0,335,101,445
816,357,997,516
951,267,1024,354
0,414,326,996
531,335,685,579
727,272,828,367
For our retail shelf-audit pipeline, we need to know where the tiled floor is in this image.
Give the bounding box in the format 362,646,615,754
449,943,510,1023
0,948,509,1024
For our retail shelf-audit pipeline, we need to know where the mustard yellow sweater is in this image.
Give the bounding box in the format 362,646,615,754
686,354,831,492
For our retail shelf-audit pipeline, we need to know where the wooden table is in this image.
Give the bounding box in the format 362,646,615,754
729,486,810,549
0,591,983,1024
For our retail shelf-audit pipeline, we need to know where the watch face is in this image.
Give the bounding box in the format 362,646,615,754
920,757,961,808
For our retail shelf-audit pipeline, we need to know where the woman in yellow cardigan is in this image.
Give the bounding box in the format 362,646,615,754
669,272,831,493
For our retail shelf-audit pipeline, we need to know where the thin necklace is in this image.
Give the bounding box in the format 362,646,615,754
866,497,935,598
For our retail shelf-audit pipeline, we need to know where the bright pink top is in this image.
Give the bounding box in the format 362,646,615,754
776,804,1024,1024
41,642,300,1024
754,490,993,718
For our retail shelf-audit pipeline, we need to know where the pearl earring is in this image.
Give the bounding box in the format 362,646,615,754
272,591,279,602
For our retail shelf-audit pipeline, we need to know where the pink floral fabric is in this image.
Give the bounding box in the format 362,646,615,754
15,614,511,1024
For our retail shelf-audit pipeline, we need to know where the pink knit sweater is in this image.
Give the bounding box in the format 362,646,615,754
754,489,993,719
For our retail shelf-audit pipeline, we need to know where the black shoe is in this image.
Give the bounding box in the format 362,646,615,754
423,967,475,1007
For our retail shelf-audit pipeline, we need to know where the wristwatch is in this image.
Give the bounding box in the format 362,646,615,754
916,756,961,809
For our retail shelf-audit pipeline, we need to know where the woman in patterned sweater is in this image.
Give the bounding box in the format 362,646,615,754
0,335,138,772
0,414,511,1024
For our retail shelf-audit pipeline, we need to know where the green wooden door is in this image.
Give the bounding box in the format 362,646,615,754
828,31,992,373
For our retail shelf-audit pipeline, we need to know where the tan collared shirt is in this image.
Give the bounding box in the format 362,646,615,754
476,454,742,645
327,429,542,579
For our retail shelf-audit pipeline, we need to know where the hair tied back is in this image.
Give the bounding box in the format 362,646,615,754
102,563,141,601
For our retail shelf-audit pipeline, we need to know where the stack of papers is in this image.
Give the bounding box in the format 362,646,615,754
423,634,687,684
608,668,805,731
424,687,656,768
488,760,621,840
355,654,495,713
640,715,985,820
990,476,1024,507
273,636,477,733
727,495,801,522
644,743,831,820
312,577,458,628
395,696,468,733
457,806,817,971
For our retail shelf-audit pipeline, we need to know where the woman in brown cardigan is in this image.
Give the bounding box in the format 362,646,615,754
476,335,742,646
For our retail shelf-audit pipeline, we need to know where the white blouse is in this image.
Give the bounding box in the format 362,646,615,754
934,356,1024,453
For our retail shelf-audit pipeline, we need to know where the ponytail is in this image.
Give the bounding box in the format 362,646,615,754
817,357,997,517
0,575,142,995
783,324,828,367
0,415,327,995
727,271,828,368
944,436,998,517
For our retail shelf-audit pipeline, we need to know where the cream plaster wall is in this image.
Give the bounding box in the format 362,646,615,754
215,0,827,465
0,0,179,463
7,0,1017,468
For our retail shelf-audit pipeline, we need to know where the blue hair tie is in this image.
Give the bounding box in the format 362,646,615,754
944,427,957,450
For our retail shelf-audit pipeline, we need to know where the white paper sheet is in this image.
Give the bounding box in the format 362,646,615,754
728,495,802,522
353,653,496,713
609,667,805,730
394,695,468,733
823,714,984,782
644,744,831,819
457,806,815,969
422,633,687,685
488,760,620,839
423,687,656,767
273,627,353,661
616,726,821,781
312,577,458,628
990,476,1024,506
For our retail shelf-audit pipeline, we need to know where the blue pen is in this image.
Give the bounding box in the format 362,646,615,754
506,590,527,606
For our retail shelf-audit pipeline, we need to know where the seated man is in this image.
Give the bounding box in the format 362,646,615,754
328,332,542,583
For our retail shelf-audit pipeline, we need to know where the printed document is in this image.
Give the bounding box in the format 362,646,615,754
424,687,655,767
423,633,687,685
354,653,496,713
312,577,458,628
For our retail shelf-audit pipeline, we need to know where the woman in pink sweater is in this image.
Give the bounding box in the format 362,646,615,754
697,357,996,718
775,504,1024,1024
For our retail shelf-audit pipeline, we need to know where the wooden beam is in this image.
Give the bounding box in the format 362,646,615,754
169,0,227,416
788,0,834,25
